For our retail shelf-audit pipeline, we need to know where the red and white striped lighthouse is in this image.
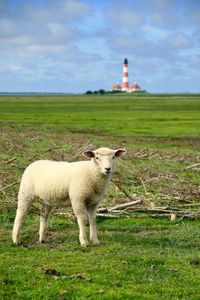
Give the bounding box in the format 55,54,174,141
122,58,129,91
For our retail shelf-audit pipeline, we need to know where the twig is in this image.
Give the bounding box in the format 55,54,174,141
54,204,200,220
134,148,146,157
28,154,38,161
144,175,171,183
28,145,65,160
44,145,65,152
127,207,184,214
111,208,131,214
0,180,20,192
176,203,200,207
170,153,179,159
69,139,93,162
184,163,200,170
140,178,148,194
96,213,119,218
110,200,142,211
4,157,17,164
111,180,132,198
0,186,6,195
97,207,109,213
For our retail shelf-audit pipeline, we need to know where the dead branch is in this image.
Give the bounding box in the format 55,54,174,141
111,180,132,198
134,148,147,157
97,207,109,213
28,154,38,161
0,180,20,192
0,186,6,195
96,213,120,218
171,213,177,221
69,139,93,162
44,145,65,152
110,200,142,211
127,207,184,214
176,203,200,207
149,212,200,219
144,175,172,183
170,153,179,159
4,157,17,164
140,178,148,194
111,209,131,214
184,163,200,170
96,201,199,219
53,204,200,220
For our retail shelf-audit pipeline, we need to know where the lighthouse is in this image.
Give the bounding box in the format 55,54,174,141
122,58,129,91
111,58,144,93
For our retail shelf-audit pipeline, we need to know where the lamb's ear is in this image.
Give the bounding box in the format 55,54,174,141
114,149,126,157
84,150,95,159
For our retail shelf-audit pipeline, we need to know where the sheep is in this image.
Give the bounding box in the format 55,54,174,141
12,147,126,247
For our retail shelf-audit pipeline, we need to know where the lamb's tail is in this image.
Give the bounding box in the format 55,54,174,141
12,175,34,244
18,170,34,205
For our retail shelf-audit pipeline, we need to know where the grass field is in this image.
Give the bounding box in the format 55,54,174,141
1,93,200,138
0,93,200,299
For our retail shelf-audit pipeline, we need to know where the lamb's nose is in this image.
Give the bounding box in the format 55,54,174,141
105,167,111,173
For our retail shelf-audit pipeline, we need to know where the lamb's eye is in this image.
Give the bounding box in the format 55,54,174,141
112,156,115,160
96,157,99,160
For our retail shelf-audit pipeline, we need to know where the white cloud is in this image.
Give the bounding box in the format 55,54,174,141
144,0,172,10
142,25,169,41
0,18,20,38
191,11,200,24
16,0,91,23
167,33,191,48
61,0,91,18
0,62,24,73
0,0,200,93
110,34,145,52
109,10,144,30
151,12,181,29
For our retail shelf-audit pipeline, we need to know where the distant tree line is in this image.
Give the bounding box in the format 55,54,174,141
86,89,105,95
85,89,123,95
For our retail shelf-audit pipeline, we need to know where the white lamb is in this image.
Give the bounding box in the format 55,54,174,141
12,147,126,247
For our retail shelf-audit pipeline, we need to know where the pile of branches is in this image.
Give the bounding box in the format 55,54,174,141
96,200,200,220
54,200,200,221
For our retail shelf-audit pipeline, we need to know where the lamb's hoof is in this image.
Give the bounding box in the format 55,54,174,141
80,241,89,247
39,239,45,244
13,241,20,246
12,238,20,245
91,239,100,246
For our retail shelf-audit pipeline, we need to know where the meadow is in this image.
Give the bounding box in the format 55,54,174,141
0,93,200,299
1,93,200,138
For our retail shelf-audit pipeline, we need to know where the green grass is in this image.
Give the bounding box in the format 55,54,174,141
0,94,200,139
0,93,200,299
1,214,200,299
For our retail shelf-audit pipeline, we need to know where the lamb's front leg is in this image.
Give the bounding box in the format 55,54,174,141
87,205,100,246
71,200,89,247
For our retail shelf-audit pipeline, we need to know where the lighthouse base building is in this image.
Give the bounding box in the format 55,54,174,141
112,82,144,92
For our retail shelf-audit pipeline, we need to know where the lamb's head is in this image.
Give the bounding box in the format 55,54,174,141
84,147,126,176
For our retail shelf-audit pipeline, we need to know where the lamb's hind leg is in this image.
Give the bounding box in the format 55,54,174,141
39,203,53,243
12,193,32,245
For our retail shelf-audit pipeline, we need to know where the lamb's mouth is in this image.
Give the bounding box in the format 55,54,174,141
105,170,112,175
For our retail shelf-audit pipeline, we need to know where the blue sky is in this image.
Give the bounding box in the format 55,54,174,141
0,0,200,93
